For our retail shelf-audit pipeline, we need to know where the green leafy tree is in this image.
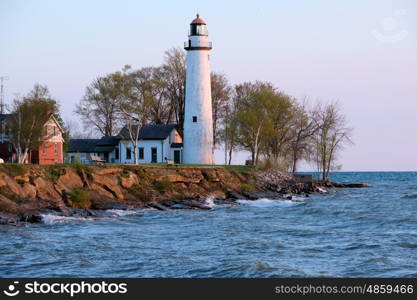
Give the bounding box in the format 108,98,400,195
8,84,61,163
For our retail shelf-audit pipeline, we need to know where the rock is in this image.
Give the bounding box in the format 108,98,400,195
225,191,245,199
171,203,191,209
21,183,37,200
202,170,220,182
14,175,30,183
89,191,120,210
180,199,211,210
0,173,24,198
209,190,226,199
33,177,63,204
54,169,84,194
95,167,123,176
0,194,19,214
0,212,19,225
120,172,139,189
21,212,43,223
150,203,169,211
91,174,124,200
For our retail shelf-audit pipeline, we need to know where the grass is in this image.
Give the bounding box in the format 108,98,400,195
67,188,91,209
240,183,255,193
0,164,26,177
71,164,93,177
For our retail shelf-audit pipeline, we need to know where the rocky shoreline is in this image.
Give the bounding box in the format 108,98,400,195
0,164,368,225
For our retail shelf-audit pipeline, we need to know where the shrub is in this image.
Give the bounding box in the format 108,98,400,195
45,166,61,183
152,179,173,193
128,184,152,203
240,183,255,193
72,164,93,177
68,188,91,208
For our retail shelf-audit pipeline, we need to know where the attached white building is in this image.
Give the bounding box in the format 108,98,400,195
118,124,183,164
66,124,183,164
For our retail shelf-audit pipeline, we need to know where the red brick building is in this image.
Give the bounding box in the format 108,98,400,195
0,113,64,164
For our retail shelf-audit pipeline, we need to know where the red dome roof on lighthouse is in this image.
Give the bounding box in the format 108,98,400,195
191,14,206,25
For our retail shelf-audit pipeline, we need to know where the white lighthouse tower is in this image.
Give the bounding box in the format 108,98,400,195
183,14,214,164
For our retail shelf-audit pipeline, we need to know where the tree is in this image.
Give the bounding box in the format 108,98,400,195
312,102,352,181
161,47,186,134
210,72,231,149
262,92,295,166
288,99,320,173
118,67,154,164
75,73,122,136
132,67,172,124
8,84,60,163
234,89,276,165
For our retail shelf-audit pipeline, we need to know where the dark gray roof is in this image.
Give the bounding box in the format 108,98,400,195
68,139,100,153
0,114,10,123
118,124,177,140
171,143,183,148
94,136,121,153
96,136,121,146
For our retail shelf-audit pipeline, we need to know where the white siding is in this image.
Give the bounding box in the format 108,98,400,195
183,34,214,164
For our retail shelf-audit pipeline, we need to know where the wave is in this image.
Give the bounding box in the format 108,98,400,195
104,209,140,217
402,194,417,199
237,198,304,208
40,214,92,225
204,197,216,208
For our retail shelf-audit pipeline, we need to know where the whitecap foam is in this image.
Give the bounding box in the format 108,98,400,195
105,209,139,216
237,198,304,208
40,214,92,225
204,197,216,208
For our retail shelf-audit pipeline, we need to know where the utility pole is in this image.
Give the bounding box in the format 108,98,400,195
0,76,10,114
0,76,10,144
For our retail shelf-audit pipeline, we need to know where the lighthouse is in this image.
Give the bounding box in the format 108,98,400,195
183,14,214,164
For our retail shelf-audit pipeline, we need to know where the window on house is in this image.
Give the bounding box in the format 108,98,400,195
42,143,46,154
54,143,58,154
193,116,197,122
139,147,144,160
115,148,119,160
126,147,131,160
53,126,56,136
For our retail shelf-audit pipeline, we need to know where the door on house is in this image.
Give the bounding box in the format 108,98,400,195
174,150,181,164
151,148,157,163
104,152,109,162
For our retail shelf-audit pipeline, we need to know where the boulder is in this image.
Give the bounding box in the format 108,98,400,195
33,177,63,204
0,194,19,214
21,183,37,200
55,169,84,194
120,172,139,189
209,190,226,199
0,173,24,198
95,167,123,176
91,174,124,200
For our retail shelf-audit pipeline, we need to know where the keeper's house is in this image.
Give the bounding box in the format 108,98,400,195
66,124,183,164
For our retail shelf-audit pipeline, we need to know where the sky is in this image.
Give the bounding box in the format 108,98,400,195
1,0,416,171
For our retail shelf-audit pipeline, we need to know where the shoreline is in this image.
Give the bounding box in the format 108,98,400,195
0,164,369,226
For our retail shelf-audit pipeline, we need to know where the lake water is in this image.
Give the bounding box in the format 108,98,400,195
1,172,417,278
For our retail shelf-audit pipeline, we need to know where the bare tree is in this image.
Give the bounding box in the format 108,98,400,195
312,102,352,181
75,74,122,136
132,67,172,124
119,67,153,164
161,47,186,134
289,99,320,173
211,72,232,149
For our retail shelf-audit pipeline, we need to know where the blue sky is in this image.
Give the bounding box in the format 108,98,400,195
1,0,416,170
